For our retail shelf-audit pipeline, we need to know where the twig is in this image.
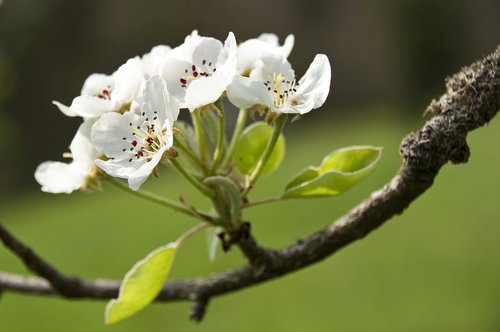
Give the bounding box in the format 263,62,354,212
0,46,499,320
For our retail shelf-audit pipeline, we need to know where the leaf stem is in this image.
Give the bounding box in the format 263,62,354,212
242,114,287,196
243,195,282,209
105,177,206,220
210,99,225,174
175,222,211,246
168,158,215,198
221,108,248,170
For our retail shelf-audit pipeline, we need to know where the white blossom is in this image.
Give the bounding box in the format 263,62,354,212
91,76,177,190
159,30,237,111
53,57,144,119
237,33,294,75
35,120,100,194
227,54,331,115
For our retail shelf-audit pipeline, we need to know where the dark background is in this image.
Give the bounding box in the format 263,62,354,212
0,0,499,193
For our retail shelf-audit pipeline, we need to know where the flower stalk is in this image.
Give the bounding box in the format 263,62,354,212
242,114,287,196
191,110,208,167
210,99,226,174
220,108,248,170
168,158,215,198
173,135,208,173
105,177,208,220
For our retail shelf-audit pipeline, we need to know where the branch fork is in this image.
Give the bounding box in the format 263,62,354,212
1,46,499,321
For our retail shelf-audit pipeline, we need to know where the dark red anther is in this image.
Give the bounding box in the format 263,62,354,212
131,140,137,147
180,78,187,84
191,64,196,72
146,137,154,145
193,71,198,77
137,151,144,157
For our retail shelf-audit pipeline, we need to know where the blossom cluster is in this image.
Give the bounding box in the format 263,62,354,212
35,31,331,193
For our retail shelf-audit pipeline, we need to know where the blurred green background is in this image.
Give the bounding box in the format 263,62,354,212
1,0,499,331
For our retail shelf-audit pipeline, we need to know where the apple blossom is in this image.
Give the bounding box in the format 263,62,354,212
237,33,294,75
227,54,331,115
159,31,237,111
91,76,177,190
53,57,144,119
35,120,100,194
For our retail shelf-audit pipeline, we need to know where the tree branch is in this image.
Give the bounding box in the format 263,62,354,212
1,46,499,321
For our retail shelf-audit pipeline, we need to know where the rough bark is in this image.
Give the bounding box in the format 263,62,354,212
1,46,499,321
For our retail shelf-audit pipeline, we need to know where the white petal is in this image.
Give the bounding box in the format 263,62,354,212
81,73,114,96
142,76,178,126
251,55,294,82
226,75,273,109
281,34,295,58
35,161,87,194
257,33,279,46
127,150,165,190
237,39,267,73
70,120,100,166
69,95,117,118
112,57,144,104
185,76,227,111
95,146,165,191
52,100,77,117
296,54,331,108
95,157,147,179
217,32,237,78
192,37,223,69
282,99,315,115
91,112,142,158
237,33,294,73
159,57,190,106
142,45,171,76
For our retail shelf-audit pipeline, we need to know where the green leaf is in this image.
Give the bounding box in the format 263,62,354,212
206,226,223,262
105,243,178,324
284,146,382,198
234,122,285,176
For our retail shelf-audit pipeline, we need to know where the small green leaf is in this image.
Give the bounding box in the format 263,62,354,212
206,226,223,262
105,243,178,324
234,122,285,176
284,146,382,198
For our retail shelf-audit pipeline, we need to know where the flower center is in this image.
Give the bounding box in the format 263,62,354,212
263,73,299,108
121,111,166,163
179,59,217,88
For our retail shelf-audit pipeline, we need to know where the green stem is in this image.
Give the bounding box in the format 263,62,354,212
221,108,248,170
173,135,208,173
175,222,211,246
210,99,225,174
105,177,201,219
191,110,207,167
243,195,282,209
242,114,287,196
168,158,215,198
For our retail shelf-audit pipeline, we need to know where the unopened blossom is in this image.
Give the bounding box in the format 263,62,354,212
227,54,331,115
53,57,144,119
237,33,294,75
159,30,237,111
91,76,177,190
35,121,100,194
